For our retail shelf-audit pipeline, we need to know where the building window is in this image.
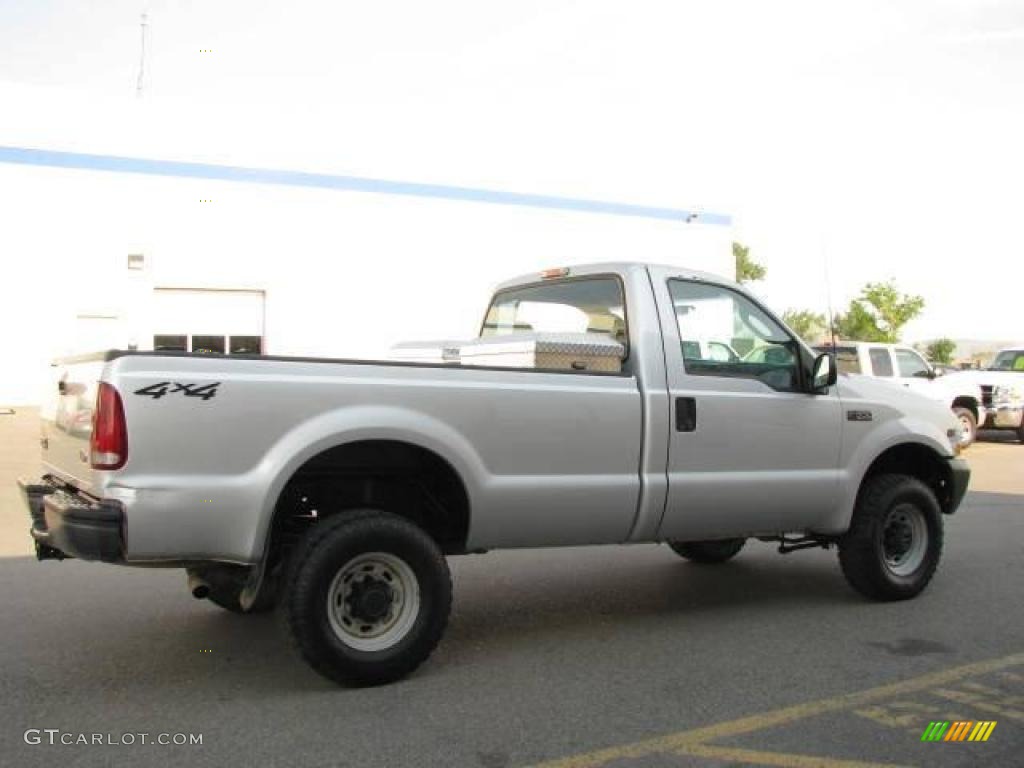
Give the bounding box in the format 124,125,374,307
153,334,264,355
154,334,187,352
191,335,226,354
229,336,263,355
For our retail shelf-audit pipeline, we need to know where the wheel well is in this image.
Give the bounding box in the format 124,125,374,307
951,396,978,421
268,440,471,567
861,443,956,514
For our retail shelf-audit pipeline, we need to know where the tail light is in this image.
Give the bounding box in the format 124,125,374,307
91,382,127,470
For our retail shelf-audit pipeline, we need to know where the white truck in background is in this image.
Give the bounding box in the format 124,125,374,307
813,342,985,447
944,347,1024,443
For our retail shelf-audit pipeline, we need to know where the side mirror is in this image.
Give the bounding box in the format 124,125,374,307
810,353,837,393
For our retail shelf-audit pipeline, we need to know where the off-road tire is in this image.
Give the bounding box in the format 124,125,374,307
284,509,452,687
839,474,943,601
667,538,746,563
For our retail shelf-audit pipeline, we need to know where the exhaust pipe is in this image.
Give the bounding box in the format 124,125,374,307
188,571,210,599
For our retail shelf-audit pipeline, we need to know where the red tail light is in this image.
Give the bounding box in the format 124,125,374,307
91,382,127,470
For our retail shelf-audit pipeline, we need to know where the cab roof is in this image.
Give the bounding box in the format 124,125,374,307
494,262,738,293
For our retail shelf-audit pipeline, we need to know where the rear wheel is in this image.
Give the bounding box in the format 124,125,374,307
284,509,451,686
839,474,943,601
667,538,746,563
952,407,977,448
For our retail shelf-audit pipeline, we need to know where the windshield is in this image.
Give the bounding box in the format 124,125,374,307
988,350,1024,371
481,277,628,349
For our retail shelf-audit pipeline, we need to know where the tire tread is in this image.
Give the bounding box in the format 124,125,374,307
839,473,943,601
284,509,451,686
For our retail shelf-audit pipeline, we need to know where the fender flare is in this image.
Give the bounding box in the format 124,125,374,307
823,417,954,534
246,404,488,564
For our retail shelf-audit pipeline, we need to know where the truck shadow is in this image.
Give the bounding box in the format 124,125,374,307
3,518,1009,694
443,544,857,656
0,545,858,694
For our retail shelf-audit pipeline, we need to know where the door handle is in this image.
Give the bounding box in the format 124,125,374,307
676,397,697,432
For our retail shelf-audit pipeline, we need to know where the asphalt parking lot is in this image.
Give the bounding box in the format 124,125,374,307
0,408,1021,768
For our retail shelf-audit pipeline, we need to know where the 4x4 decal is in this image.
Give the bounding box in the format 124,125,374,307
133,382,221,401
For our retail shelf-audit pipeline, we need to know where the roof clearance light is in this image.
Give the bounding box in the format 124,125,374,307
541,268,570,279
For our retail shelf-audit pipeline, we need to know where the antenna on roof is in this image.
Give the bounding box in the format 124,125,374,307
136,12,148,98
822,234,838,348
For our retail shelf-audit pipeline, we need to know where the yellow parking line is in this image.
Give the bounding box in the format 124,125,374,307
931,688,1024,721
531,652,1024,768
677,744,910,768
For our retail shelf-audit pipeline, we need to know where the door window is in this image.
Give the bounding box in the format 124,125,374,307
895,348,931,378
668,279,800,392
868,348,894,377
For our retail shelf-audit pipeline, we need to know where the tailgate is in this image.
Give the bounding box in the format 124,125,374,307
40,355,107,494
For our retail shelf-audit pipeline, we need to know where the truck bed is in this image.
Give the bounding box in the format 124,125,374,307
41,349,646,563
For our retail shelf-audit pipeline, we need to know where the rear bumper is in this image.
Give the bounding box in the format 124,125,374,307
947,458,971,514
18,476,125,562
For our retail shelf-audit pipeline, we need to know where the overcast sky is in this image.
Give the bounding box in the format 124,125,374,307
1,0,1022,341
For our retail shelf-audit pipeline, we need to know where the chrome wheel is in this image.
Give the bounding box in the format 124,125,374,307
956,414,973,446
327,552,420,652
881,503,928,577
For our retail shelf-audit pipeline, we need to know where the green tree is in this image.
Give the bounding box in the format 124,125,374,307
733,242,765,284
859,280,925,342
832,300,886,341
832,280,924,343
782,309,827,343
926,338,956,365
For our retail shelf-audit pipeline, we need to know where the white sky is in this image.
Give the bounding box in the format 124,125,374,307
1,0,1022,341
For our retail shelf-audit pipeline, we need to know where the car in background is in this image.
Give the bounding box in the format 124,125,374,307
814,342,984,447
943,347,1024,443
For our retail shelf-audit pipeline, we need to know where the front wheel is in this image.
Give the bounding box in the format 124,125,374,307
952,407,977,448
284,509,452,687
667,538,746,563
838,474,943,601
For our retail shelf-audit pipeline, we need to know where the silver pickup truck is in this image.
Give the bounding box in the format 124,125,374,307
19,262,970,686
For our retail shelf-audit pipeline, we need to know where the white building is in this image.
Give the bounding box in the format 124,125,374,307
0,92,731,406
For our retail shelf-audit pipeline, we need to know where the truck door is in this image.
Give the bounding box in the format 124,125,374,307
649,271,843,540
894,347,935,396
